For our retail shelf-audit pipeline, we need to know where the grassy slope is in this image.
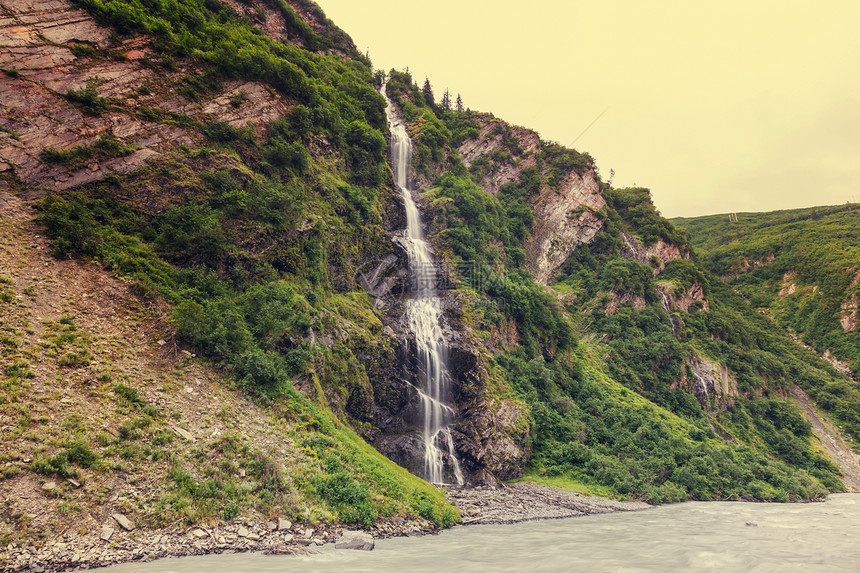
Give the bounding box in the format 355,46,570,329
672,204,860,375
0,198,454,552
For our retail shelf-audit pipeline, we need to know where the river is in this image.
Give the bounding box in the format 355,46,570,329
98,494,860,572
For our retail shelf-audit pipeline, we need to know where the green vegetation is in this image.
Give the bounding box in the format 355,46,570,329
13,0,858,538
672,204,860,376
606,187,690,249
382,74,850,501
502,352,831,502
71,0,369,106
547,196,856,493
41,133,136,170
64,79,109,114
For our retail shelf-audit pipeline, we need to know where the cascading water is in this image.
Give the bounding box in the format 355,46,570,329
382,84,464,486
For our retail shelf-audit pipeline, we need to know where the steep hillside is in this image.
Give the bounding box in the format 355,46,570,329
384,73,858,502
0,195,452,570
1,0,459,566
672,204,860,377
2,1,860,568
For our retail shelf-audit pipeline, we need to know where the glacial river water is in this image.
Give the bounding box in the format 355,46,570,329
99,494,860,573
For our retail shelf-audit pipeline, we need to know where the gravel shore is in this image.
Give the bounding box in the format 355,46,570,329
446,482,651,525
0,515,433,572
1,484,649,572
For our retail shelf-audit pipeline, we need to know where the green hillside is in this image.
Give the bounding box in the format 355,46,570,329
384,74,853,500
673,204,860,376
3,1,860,554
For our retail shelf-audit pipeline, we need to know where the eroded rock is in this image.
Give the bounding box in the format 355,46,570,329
841,294,857,332
681,353,739,411
526,169,606,284
655,281,709,314
458,121,540,196
620,231,687,275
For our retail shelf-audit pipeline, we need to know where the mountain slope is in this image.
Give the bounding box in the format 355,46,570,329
1,2,859,566
1,0,458,561
672,204,860,378
384,74,857,501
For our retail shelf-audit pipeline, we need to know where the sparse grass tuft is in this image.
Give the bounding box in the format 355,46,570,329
63,79,108,114
41,133,135,170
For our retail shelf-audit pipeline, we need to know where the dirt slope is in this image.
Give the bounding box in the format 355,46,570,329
790,385,860,492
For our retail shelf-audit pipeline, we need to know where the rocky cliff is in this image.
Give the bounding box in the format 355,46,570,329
526,170,605,285
680,353,739,412
457,120,540,197
0,0,298,193
454,116,607,285
620,231,688,276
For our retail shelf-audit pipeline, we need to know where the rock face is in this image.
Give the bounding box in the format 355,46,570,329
620,231,687,275
455,117,606,285
778,272,798,298
0,0,292,192
457,121,540,196
526,170,606,284
0,0,110,47
655,281,709,314
446,339,530,483
219,0,356,56
841,294,857,332
681,354,739,411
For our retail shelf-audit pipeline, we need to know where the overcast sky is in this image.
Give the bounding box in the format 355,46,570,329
317,0,860,217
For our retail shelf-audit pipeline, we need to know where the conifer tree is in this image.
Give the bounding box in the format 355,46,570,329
455,93,464,112
440,89,451,111
422,77,434,107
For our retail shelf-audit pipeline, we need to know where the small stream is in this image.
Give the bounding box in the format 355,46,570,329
98,495,860,572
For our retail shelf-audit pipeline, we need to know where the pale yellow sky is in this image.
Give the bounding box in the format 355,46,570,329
318,0,860,217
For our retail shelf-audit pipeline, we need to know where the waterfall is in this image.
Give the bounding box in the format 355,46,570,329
382,84,464,486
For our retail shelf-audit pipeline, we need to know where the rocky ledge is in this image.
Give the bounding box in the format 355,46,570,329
445,482,650,525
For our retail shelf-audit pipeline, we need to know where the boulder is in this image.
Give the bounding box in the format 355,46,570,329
334,531,374,551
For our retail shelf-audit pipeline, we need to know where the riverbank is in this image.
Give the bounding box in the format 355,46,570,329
0,513,435,573
94,495,860,573
446,482,650,525
0,483,648,572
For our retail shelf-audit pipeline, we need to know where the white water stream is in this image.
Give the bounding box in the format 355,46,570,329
382,85,464,485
